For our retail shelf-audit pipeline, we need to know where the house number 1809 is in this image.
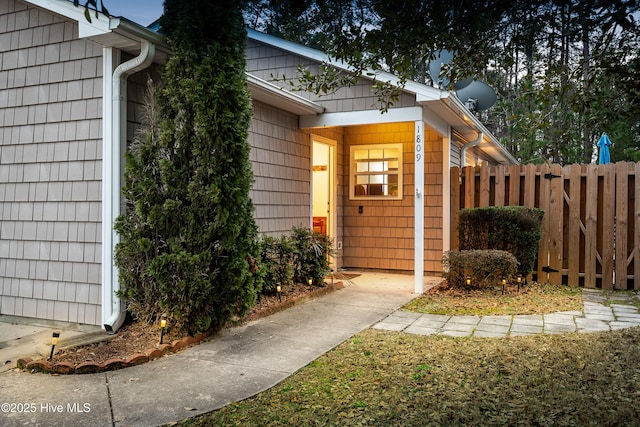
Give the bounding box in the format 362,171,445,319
415,125,422,162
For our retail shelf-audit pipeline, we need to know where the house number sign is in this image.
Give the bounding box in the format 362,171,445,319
415,124,422,163
414,121,424,199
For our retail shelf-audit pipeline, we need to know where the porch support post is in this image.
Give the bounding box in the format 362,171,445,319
442,133,451,254
414,120,425,294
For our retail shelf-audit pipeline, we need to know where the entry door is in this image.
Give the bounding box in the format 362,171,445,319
312,137,335,241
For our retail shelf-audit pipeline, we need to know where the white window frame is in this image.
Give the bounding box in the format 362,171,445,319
349,143,403,200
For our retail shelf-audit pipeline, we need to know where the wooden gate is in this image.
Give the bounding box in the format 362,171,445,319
451,162,640,289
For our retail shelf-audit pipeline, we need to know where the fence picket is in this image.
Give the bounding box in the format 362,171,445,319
567,164,581,286
479,165,490,207
585,165,598,288
464,166,475,208
548,164,563,284
495,165,505,206
509,164,521,206
601,165,615,289
523,164,536,207
615,163,629,289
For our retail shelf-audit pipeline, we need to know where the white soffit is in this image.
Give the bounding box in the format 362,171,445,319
247,74,325,115
422,96,518,165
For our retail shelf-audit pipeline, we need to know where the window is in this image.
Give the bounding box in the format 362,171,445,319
350,143,403,200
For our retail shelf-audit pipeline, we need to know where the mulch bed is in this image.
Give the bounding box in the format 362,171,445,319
17,280,344,374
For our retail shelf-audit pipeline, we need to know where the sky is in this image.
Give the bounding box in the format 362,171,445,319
100,0,164,27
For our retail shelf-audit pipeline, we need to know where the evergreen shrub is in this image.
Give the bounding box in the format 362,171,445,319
458,206,544,277
444,250,518,289
291,226,334,286
260,234,295,294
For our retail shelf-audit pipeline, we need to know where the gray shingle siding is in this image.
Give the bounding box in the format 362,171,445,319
0,0,103,325
249,100,311,235
246,39,417,113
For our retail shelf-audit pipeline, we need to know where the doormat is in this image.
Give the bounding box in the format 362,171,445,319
333,272,361,280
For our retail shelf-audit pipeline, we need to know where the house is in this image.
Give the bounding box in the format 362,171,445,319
0,0,516,331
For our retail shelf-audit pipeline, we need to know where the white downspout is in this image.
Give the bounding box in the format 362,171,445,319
460,131,483,167
103,40,156,334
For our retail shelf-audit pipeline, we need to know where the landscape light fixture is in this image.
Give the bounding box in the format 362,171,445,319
308,278,313,286
501,278,507,294
276,284,282,302
466,276,471,286
517,275,523,292
49,331,60,360
159,318,167,345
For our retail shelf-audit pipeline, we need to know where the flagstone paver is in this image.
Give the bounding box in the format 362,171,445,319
373,289,640,338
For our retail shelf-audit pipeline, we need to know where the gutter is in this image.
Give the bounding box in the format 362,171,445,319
460,132,483,167
447,95,518,165
103,40,156,334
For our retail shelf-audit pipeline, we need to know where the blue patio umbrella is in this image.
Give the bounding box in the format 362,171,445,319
597,133,611,165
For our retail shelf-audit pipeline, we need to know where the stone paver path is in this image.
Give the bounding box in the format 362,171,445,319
373,288,640,337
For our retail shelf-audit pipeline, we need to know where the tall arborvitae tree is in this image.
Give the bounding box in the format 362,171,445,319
115,0,262,335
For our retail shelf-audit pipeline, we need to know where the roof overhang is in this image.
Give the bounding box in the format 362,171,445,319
21,0,170,62
248,28,517,165
247,74,325,115
419,93,518,165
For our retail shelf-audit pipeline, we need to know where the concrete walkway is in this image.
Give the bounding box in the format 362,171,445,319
374,288,640,337
0,272,432,427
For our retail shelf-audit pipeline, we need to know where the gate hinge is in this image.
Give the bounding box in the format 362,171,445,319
541,266,559,273
544,173,561,179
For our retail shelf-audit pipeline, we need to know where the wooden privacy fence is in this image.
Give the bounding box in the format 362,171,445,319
450,162,640,289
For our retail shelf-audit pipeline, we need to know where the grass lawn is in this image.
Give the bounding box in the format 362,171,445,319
403,281,584,316
177,284,640,426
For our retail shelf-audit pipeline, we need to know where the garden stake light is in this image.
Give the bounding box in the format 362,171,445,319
276,284,282,302
517,275,523,292
501,278,507,294
466,276,471,286
159,318,167,345
308,278,313,286
49,331,60,360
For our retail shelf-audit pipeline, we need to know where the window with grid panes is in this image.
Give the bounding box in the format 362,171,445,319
349,143,403,200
